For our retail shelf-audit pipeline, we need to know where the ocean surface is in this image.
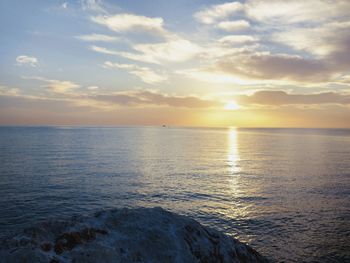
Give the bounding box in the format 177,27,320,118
0,126,349,262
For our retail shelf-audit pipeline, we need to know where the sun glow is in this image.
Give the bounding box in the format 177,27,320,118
224,101,241,110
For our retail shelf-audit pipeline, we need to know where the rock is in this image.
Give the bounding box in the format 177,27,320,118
0,207,270,263
40,242,51,252
53,227,107,254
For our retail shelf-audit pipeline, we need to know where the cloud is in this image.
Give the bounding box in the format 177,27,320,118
177,67,258,85
120,39,202,64
103,61,167,84
87,10,205,66
218,35,257,45
0,85,220,110
89,45,119,55
80,0,106,13
194,2,243,24
44,80,80,94
2,92,349,127
273,21,350,55
16,55,38,67
89,90,221,108
216,52,331,82
217,20,250,32
91,38,202,64
273,21,350,72
191,1,350,84
88,12,203,65
0,85,20,96
62,2,68,9
189,1,350,84
12,76,219,109
180,48,337,85
23,76,80,94
87,86,99,90
76,34,119,42
91,14,168,37
239,1,350,72
245,0,350,24
236,90,350,105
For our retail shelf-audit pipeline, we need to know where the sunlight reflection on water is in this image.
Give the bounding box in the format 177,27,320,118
228,127,241,175
0,127,349,262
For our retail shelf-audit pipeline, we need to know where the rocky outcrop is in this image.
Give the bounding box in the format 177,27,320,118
0,207,269,263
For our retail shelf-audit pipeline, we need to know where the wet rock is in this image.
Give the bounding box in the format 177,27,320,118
40,242,51,252
0,207,270,263
53,228,107,254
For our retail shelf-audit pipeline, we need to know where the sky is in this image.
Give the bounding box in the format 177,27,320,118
1,0,350,127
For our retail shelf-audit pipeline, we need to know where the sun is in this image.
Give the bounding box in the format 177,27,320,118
224,101,241,110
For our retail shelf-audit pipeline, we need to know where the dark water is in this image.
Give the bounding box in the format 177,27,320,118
0,127,349,262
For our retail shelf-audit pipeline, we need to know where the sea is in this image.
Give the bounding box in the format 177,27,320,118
0,126,349,262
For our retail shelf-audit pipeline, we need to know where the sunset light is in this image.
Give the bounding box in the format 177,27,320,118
224,101,241,111
0,1,349,262
0,0,349,128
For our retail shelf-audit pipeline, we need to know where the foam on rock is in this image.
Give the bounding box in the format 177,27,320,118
0,207,270,263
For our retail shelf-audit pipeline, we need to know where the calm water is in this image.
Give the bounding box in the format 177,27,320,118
0,127,349,262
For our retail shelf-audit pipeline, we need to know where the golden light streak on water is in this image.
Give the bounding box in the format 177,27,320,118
227,127,241,175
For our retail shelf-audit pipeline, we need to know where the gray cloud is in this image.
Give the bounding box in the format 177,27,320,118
2,80,220,109
273,21,350,72
216,52,331,82
329,35,350,70
89,90,221,108
191,1,350,84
